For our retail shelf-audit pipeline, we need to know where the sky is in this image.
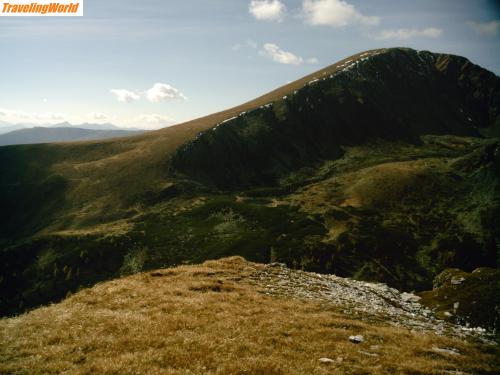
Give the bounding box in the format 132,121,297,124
0,0,499,129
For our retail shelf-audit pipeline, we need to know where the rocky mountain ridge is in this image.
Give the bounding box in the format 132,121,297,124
171,48,499,188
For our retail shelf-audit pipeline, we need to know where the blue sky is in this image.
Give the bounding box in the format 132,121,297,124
0,0,499,129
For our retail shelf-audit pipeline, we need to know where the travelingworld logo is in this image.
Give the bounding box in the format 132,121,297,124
1,0,83,16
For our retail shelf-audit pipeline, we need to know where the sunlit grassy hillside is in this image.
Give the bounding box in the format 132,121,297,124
1,257,498,375
0,49,387,241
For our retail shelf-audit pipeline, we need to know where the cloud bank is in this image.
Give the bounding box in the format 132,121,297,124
375,27,442,40
467,20,499,36
87,112,108,122
0,107,65,123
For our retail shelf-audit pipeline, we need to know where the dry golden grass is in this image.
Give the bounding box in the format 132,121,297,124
1,257,498,374
292,158,446,212
339,159,446,208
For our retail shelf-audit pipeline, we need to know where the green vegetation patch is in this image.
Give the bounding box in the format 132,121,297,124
129,195,327,267
418,267,500,332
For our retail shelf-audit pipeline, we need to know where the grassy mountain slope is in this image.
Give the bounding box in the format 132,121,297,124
0,48,499,323
1,257,498,374
0,48,389,241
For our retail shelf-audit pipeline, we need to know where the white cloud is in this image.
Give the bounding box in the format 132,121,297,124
375,27,442,40
110,83,186,103
249,0,286,22
145,83,187,103
259,43,303,65
134,114,176,129
87,112,107,121
467,20,500,36
302,0,379,28
232,39,258,52
110,89,140,103
36,112,65,121
307,57,319,64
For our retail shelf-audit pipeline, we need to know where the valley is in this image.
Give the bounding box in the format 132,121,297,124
0,48,499,340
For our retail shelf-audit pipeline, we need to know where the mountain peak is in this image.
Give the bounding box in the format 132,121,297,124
171,48,499,189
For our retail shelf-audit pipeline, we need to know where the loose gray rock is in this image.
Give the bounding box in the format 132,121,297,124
349,335,364,343
401,292,421,303
451,277,465,285
359,350,379,357
432,347,461,356
268,262,286,268
247,263,493,343
318,357,335,364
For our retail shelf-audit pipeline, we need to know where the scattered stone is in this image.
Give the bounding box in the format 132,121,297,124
359,350,379,357
460,326,486,334
318,357,335,364
268,262,286,268
432,347,461,356
247,263,492,342
444,311,453,317
401,292,421,303
349,335,364,343
451,277,465,285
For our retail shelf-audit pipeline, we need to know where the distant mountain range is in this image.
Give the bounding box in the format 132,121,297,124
46,121,122,130
0,121,144,135
0,126,145,146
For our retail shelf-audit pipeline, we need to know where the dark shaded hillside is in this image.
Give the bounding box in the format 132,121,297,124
0,141,138,241
1,48,499,325
171,48,499,189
